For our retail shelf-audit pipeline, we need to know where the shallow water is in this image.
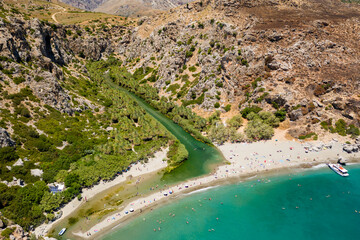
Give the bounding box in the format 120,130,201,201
102,165,360,240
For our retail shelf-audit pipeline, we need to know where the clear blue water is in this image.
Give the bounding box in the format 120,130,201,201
102,165,360,240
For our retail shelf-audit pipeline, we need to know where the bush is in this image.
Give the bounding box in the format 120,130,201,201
320,121,329,130
189,66,197,72
245,118,274,141
335,119,347,136
185,51,193,58
258,111,280,127
34,76,44,82
240,106,262,119
68,217,79,225
226,115,243,129
13,77,26,85
275,109,287,122
214,102,220,108
0,147,18,163
1,227,15,237
298,132,316,140
224,104,231,112
347,124,360,138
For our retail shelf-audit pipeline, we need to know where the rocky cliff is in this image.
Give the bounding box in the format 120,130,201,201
0,15,116,113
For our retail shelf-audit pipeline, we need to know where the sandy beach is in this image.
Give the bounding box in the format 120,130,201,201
65,139,360,239
34,148,169,237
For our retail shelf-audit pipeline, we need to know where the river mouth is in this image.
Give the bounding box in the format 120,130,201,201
52,82,225,239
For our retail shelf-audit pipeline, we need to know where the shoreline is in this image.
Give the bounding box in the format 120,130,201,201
34,148,169,238
68,139,360,239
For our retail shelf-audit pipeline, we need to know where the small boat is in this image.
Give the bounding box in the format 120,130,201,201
328,163,349,177
58,228,66,236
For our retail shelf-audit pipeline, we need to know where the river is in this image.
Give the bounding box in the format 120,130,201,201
56,82,224,238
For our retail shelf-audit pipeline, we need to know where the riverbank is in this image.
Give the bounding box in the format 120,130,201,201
34,148,169,237
70,139,360,239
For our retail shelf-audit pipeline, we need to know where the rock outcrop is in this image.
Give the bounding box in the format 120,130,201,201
0,17,113,113
0,128,15,148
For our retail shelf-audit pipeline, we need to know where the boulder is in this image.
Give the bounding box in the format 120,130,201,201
0,128,15,148
343,144,359,153
289,109,303,121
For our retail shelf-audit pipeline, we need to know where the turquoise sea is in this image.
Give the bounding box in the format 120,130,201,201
102,165,360,240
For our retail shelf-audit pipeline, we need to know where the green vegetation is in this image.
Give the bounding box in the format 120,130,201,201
240,106,262,119
226,115,243,129
224,104,231,112
245,111,279,140
0,58,177,230
88,58,211,145
320,119,360,138
298,132,317,140
166,140,188,171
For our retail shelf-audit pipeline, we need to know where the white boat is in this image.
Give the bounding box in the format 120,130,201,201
328,163,349,177
58,228,66,236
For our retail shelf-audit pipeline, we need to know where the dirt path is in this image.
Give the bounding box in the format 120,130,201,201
51,6,66,23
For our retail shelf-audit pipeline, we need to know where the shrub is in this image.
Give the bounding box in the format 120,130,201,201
189,66,197,72
275,109,287,122
0,147,18,163
224,104,231,112
214,102,220,108
215,79,223,88
68,217,79,225
241,59,249,67
335,119,347,136
167,83,180,94
185,51,193,58
320,121,329,130
245,118,274,140
1,227,15,238
258,111,280,127
298,132,316,140
226,115,243,129
240,106,262,119
347,124,360,138
13,77,26,84
103,99,113,107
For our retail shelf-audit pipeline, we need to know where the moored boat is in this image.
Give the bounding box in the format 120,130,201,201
58,228,66,236
328,163,349,177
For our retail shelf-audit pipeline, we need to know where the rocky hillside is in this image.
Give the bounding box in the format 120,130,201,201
59,0,108,11
115,0,360,140
0,0,360,235
94,0,194,16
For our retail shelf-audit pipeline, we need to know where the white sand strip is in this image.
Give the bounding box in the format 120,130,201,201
34,148,168,237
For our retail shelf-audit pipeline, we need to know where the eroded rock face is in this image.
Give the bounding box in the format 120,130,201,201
0,18,113,113
0,128,15,148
